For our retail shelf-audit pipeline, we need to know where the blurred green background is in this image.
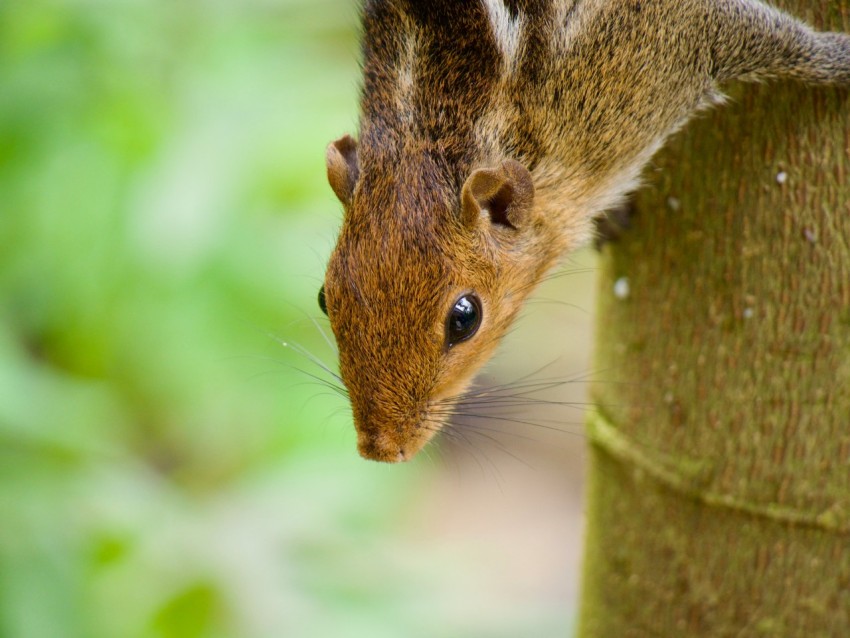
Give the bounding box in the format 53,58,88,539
0,1,596,636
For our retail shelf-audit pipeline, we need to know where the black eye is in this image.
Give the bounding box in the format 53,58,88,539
318,285,328,316
445,294,482,348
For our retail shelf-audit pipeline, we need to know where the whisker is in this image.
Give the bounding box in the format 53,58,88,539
237,353,348,397
308,314,338,355
460,360,564,396
284,365,349,398
448,412,587,437
297,393,347,415
326,406,353,421
523,297,591,314
443,380,578,406
460,383,583,402
422,418,585,478
448,368,619,407
459,421,582,447
458,427,537,470
540,266,598,282
442,399,591,414
281,300,339,356
267,333,343,383
511,266,597,295
453,427,493,483
424,418,506,487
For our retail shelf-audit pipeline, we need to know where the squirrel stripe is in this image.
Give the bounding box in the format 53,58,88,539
482,0,525,69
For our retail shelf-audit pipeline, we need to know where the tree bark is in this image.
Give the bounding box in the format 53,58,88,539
578,2,850,635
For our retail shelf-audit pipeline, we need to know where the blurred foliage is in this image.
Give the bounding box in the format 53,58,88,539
0,1,579,636
0,1,425,636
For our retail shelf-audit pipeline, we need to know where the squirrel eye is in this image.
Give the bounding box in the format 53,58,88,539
445,294,482,348
318,285,328,316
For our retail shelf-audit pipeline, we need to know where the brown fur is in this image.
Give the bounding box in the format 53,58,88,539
321,0,850,462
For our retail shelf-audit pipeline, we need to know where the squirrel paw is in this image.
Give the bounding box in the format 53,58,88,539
593,201,636,251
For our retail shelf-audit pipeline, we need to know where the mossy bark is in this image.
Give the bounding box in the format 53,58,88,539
578,2,850,635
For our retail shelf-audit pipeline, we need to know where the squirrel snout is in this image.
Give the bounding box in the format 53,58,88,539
353,407,437,463
356,430,410,463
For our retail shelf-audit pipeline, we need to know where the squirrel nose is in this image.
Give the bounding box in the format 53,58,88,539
356,430,408,463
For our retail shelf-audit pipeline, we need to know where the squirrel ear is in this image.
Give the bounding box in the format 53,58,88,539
326,135,359,206
460,159,534,230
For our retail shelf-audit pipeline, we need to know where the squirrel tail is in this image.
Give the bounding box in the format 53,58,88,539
711,0,850,86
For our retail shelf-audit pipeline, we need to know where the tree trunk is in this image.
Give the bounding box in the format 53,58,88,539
577,2,850,635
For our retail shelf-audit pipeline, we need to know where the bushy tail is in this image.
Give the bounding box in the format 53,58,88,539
711,0,850,85
797,31,850,84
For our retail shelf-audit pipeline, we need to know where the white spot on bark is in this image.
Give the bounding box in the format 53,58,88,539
776,171,788,184
667,196,681,211
613,277,630,300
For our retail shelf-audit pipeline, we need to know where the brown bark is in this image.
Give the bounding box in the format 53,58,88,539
578,2,850,635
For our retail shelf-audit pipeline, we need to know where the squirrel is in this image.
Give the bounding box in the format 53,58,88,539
317,0,850,463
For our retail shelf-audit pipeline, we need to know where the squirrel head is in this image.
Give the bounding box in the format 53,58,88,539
321,134,561,462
